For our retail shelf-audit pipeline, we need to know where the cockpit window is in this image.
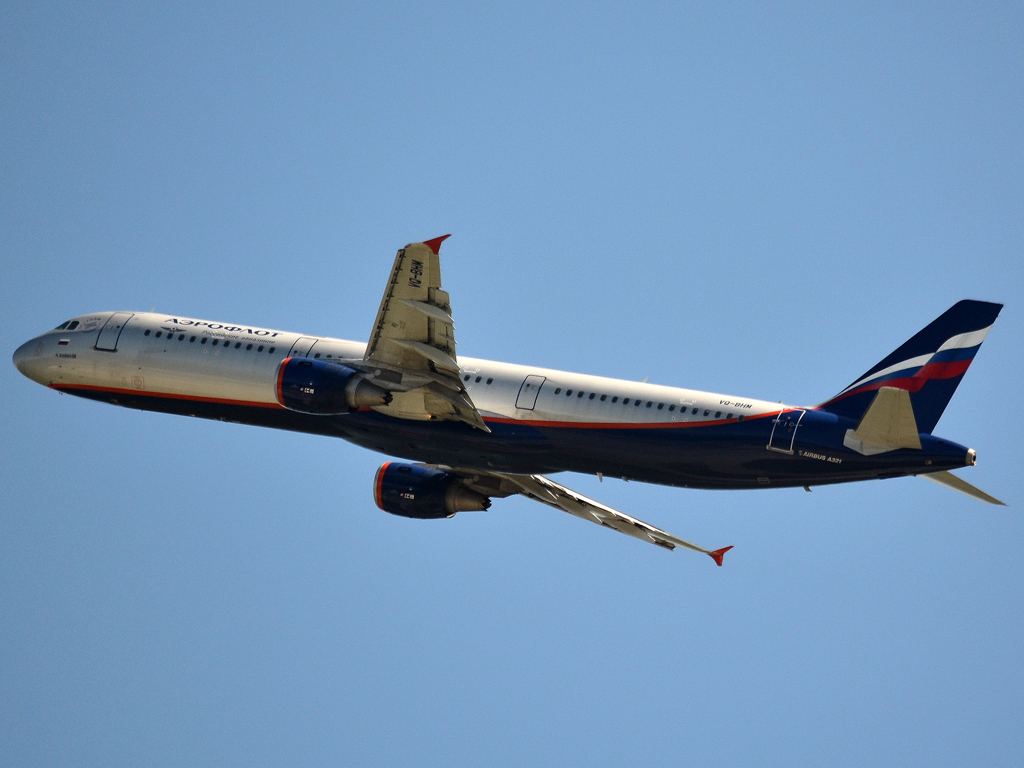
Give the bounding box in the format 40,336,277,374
67,321,79,330
54,321,70,330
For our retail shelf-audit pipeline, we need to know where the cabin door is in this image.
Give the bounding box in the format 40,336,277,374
767,409,806,454
94,313,134,352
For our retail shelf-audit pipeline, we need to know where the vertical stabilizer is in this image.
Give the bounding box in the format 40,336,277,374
819,300,1002,433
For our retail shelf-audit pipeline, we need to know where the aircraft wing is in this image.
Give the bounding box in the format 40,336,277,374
447,468,733,564
361,236,489,432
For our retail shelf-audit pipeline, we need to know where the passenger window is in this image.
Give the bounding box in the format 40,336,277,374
190,336,196,342
269,347,275,354
657,403,664,409
704,410,710,416
715,411,721,418
635,400,641,406
727,413,733,420
246,343,253,350
738,415,745,422
554,388,561,394
623,398,629,405
589,393,595,400
691,408,698,414
234,342,240,348
577,391,584,398
669,405,675,411
314,353,320,358
646,401,652,408
600,394,607,401
155,331,162,338
612,396,618,403
211,339,217,345
566,390,572,396
464,374,471,381
258,346,264,352
144,329,151,336
487,378,493,384
179,334,185,341
475,376,482,383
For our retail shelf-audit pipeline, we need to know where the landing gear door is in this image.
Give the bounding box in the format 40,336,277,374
516,375,547,411
95,313,134,352
767,409,806,454
287,337,319,358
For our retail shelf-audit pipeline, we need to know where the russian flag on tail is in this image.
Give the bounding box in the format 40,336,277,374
819,300,1002,434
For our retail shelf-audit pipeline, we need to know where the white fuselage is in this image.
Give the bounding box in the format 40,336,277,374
15,311,784,427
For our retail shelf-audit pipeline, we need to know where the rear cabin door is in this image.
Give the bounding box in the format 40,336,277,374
287,337,319,358
515,375,546,410
767,409,806,454
94,313,134,352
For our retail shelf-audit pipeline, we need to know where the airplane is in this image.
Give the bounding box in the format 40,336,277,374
12,236,1005,565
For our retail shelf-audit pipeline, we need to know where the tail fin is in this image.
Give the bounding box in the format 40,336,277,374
819,300,1002,433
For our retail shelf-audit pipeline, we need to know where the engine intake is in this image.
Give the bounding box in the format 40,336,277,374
373,462,491,519
276,357,391,414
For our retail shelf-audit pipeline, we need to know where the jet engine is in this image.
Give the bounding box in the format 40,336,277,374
373,462,491,519
276,358,391,414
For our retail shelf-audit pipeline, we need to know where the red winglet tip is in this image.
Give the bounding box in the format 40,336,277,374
422,234,452,254
709,546,733,566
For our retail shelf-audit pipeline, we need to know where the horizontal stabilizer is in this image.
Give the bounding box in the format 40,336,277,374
843,386,922,456
920,471,1006,506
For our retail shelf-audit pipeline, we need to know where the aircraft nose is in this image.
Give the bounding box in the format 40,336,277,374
13,337,42,378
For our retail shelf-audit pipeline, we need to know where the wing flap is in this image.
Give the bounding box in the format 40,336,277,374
389,339,460,373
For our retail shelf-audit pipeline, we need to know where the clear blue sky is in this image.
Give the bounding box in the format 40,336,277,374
2,3,1021,766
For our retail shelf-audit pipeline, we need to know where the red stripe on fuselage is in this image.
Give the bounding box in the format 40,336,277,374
347,408,783,430
60,383,780,430
52,383,285,409
480,410,781,430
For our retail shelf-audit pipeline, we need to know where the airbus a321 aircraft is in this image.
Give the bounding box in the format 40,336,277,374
13,236,1005,565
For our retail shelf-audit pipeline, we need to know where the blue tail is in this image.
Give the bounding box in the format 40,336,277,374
819,300,1002,433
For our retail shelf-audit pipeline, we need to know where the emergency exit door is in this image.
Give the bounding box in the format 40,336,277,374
767,409,806,454
515,375,546,410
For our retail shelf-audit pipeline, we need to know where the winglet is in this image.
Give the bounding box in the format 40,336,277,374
708,546,733,566
422,234,452,254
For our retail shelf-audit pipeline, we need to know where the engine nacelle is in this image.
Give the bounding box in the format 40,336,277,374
373,462,491,519
276,357,391,414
